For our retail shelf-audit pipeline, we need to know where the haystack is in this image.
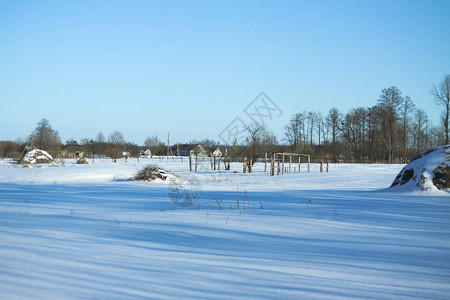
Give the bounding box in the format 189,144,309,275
19,149,53,164
132,165,177,182
390,145,449,192
77,157,90,164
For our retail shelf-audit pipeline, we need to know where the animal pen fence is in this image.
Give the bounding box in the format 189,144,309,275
187,152,317,175
265,152,311,176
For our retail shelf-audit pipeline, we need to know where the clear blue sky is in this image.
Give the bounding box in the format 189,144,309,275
0,0,449,145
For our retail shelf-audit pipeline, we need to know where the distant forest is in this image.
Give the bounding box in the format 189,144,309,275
1,75,449,164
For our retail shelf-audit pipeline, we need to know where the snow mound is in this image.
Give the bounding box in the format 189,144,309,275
132,165,179,182
390,145,449,192
19,149,53,164
77,157,90,164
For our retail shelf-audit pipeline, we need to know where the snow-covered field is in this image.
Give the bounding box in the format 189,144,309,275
0,158,449,299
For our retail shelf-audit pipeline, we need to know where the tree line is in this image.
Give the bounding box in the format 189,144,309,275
284,76,449,163
1,75,448,163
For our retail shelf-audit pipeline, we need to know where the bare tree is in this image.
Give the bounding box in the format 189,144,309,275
338,110,358,160
107,131,125,162
80,138,94,158
428,125,445,147
200,138,218,153
413,109,428,152
306,112,317,149
96,132,105,143
284,112,305,151
378,87,404,163
243,122,269,166
144,135,162,148
400,96,415,161
326,107,341,162
31,118,62,154
107,147,121,163
430,75,450,144
108,131,125,146
316,112,324,158
92,132,107,157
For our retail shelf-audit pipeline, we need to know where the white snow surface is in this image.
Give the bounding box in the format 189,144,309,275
0,157,449,299
20,149,53,164
390,145,449,192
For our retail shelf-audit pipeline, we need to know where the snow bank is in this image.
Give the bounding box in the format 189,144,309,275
390,145,449,193
19,149,53,164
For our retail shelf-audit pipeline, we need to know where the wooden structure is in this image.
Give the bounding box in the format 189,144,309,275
270,152,310,176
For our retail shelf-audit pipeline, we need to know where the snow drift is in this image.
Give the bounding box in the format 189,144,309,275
0,158,449,298
19,149,53,164
391,145,449,192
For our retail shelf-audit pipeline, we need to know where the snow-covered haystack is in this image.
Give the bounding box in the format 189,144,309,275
132,165,178,182
19,149,53,164
390,145,449,192
77,157,90,164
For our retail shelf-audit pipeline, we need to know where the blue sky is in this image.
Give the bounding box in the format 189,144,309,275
0,0,449,145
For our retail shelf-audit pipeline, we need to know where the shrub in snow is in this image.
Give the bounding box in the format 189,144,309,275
132,165,177,182
77,157,90,164
19,149,53,164
390,145,449,192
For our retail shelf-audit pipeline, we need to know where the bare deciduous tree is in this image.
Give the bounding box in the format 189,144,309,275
96,132,105,143
401,96,415,161
413,109,428,152
243,122,270,166
284,112,305,151
326,107,341,162
306,111,317,149
108,131,125,146
378,87,404,163
430,75,450,144
31,118,61,154
144,135,162,148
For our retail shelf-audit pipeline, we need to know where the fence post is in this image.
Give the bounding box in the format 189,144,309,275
211,153,213,170
243,157,247,173
308,155,310,173
298,156,301,173
326,161,329,172
320,161,323,173
195,155,198,172
289,155,292,173
277,159,280,175
282,153,285,175
249,159,253,173
264,153,267,172
189,155,192,172
270,160,275,176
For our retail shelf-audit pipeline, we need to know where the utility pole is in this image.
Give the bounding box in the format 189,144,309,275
167,133,174,159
